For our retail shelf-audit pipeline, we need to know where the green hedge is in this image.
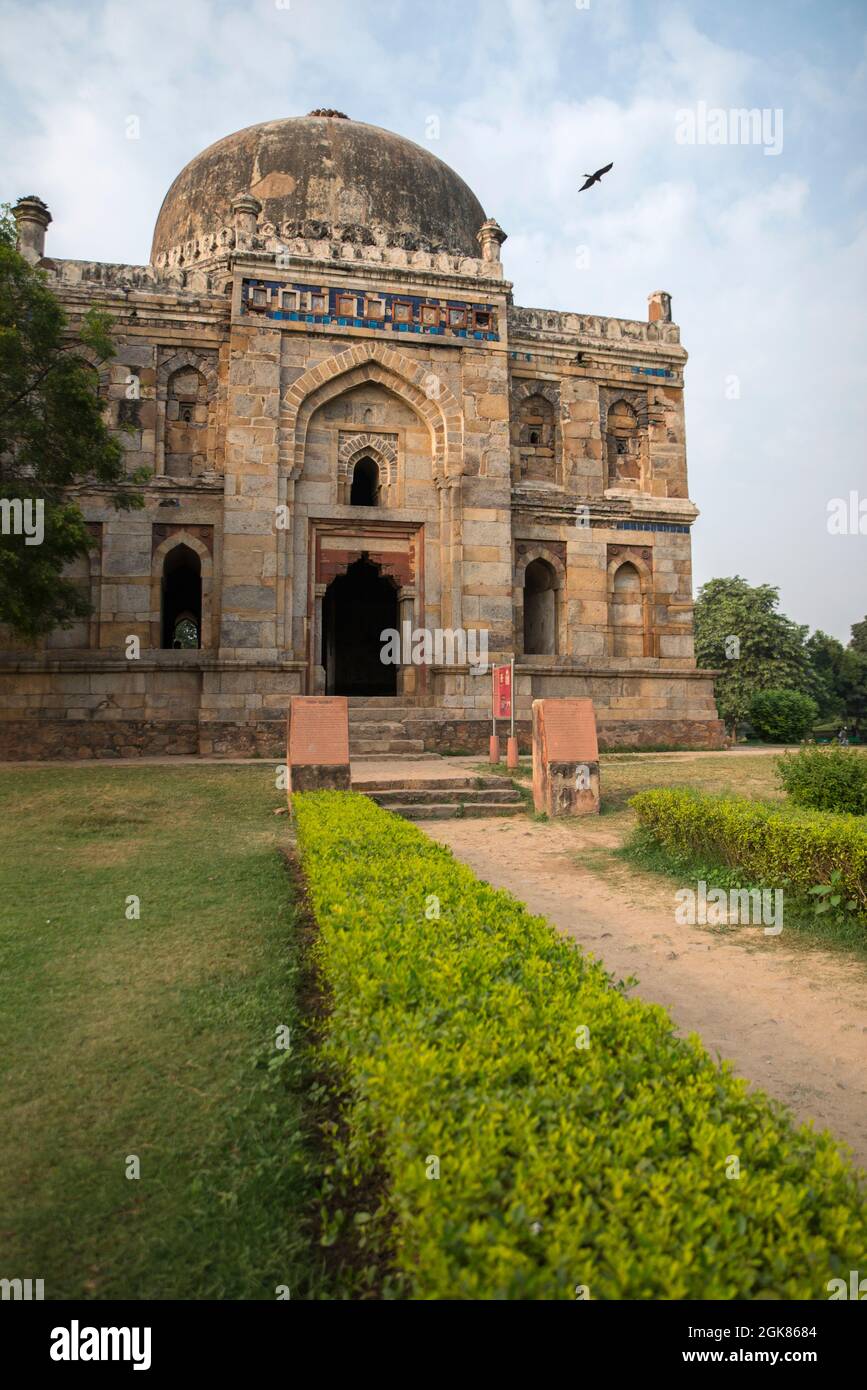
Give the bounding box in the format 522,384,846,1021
777,745,867,816
630,787,867,914
294,791,867,1299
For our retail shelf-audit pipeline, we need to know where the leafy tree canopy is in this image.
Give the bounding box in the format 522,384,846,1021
804,630,846,720
694,576,812,732
836,649,867,738
0,201,146,639
696,578,867,739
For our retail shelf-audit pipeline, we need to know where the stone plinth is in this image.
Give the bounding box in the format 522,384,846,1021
532,697,600,816
287,695,350,798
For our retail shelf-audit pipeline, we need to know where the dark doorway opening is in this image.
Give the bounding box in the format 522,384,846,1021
323,555,397,695
161,544,202,648
350,456,379,506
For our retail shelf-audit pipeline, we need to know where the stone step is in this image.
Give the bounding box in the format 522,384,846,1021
368,787,522,807
348,721,407,736
351,752,435,761
353,775,510,791
348,708,441,722
347,696,433,709
387,802,524,820
349,737,426,754
346,700,482,756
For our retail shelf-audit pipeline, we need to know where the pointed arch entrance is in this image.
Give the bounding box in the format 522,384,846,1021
322,555,398,695
160,543,202,649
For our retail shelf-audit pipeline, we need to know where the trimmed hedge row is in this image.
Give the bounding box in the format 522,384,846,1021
630,787,867,914
294,790,867,1300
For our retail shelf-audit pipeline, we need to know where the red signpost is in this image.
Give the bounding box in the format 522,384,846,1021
493,663,512,719
490,659,518,766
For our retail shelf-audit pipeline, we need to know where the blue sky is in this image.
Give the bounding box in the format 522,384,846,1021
1,0,865,640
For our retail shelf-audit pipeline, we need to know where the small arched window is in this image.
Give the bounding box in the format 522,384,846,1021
172,615,199,648
165,366,208,478
518,395,554,450
350,456,379,506
607,401,642,486
161,544,202,649
514,393,557,483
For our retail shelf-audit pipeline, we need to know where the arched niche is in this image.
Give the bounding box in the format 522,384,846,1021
607,555,654,657
150,531,213,650
514,546,566,656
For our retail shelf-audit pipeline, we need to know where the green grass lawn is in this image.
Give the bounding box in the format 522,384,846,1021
598,749,787,812
479,750,785,812
0,764,322,1300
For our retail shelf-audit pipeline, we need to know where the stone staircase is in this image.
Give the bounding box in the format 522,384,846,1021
348,697,430,757
348,706,422,761
352,772,525,820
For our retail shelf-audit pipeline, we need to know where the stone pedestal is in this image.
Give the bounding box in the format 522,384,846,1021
287,695,350,800
532,697,601,816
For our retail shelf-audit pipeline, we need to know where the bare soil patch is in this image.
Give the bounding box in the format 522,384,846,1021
424,815,867,1168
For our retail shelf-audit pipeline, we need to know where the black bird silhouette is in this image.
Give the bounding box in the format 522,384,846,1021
579,161,613,192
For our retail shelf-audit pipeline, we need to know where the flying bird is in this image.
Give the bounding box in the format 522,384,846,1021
579,162,613,192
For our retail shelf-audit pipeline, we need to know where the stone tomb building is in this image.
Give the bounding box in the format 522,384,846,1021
2,111,723,756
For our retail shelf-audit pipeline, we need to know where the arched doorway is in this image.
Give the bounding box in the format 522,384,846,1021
523,558,558,654
161,544,202,648
323,556,398,695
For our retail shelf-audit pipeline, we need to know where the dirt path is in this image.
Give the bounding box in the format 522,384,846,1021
424,817,867,1168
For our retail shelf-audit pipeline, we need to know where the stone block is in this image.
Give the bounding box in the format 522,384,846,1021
222,585,276,612
532,698,600,817
287,695,350,799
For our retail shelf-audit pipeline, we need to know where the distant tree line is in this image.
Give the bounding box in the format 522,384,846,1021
694,576,867,741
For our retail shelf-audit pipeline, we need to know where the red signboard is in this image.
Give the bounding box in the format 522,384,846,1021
493,663,512,720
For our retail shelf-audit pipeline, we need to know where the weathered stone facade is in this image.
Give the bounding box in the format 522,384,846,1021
0,113,724,757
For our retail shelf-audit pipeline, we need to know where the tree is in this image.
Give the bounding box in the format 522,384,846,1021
836,649,867,739
804,630,846,720
748,689,818,744
0,201,146,640
693,576,813,734
799,626,867,740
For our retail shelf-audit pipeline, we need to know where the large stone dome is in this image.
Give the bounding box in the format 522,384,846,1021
150,112,488,263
